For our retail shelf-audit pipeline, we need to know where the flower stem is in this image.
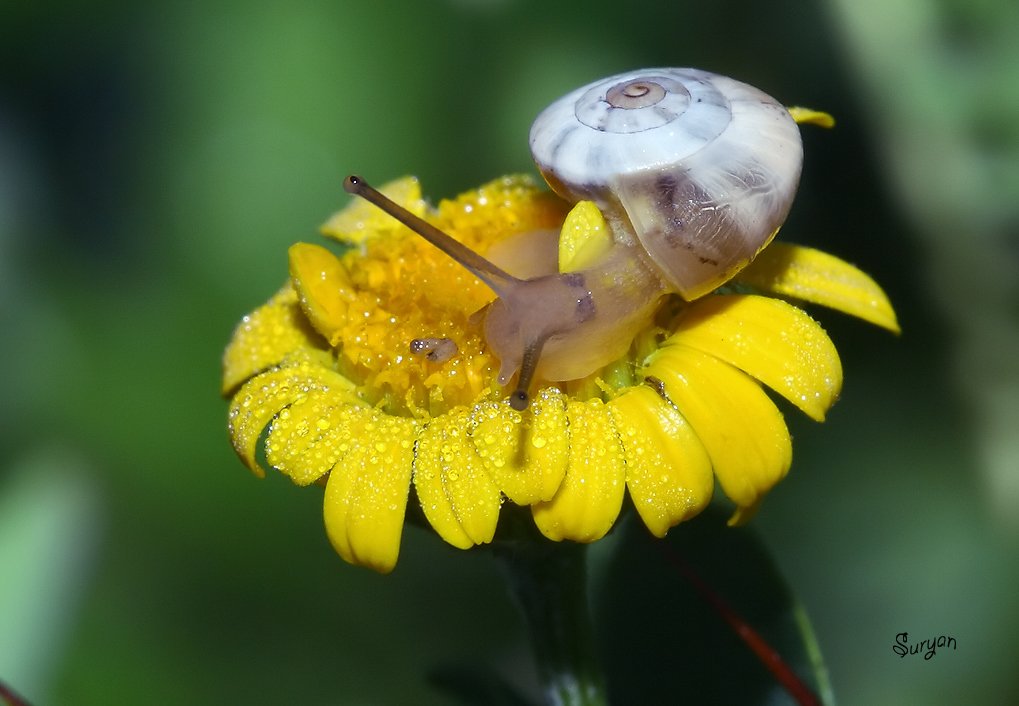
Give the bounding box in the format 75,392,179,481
494,534,608,706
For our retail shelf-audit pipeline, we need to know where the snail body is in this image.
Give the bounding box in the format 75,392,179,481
345,68,803,409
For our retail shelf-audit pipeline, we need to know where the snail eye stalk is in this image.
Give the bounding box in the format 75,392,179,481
343,175,544,410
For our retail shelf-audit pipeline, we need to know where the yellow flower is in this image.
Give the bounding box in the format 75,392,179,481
222,174,897,573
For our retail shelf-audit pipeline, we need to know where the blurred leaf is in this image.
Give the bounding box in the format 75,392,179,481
0,449,102,705
594,506,832,705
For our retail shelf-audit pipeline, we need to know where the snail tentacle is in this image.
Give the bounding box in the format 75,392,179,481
343,176,520,295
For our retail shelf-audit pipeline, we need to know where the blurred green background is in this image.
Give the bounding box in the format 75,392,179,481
2,0,1017,703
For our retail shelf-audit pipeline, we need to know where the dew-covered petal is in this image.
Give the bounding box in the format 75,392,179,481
322,411,418,574
644,344,792,524
413,408,502,549
221,285,323,395
288,242,356,346
666,294,842,422
468,388,569,505
608,385,713,537
736,242,900,333
321,176,426,245
265,385,370,486
532,398,626,542
226,354,354,478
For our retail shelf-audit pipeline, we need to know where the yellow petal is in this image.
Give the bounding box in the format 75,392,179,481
737,242,900,333
727,499,764,527
322,410,417,574
468,388,569,505
221,285,323,395
321,176,425,245
608,385,713,537
226,354,353,478
413,408,502,549
558,201,613,273
288,242,356,346
532,398,626,542
643,344,792,523
667,295,842,421
264,384,368,486
788,107,836,128
607,385,713,533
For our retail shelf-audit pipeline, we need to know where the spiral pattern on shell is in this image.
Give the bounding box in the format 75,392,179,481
529,68,803,301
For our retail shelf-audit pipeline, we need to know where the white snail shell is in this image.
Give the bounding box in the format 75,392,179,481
529,68,803,301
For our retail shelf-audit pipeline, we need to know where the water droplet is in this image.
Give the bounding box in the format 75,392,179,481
531,436,546,449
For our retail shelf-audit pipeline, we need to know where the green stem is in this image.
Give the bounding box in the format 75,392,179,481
494,535,608,706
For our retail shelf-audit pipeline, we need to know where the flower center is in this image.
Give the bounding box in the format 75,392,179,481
323,177,570,418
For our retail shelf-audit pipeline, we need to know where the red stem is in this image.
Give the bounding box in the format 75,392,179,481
0,680,32,706
658,542,821,706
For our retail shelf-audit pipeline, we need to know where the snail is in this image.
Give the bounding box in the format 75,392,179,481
344,68,803,410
